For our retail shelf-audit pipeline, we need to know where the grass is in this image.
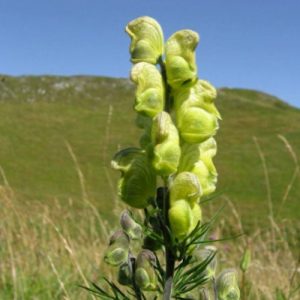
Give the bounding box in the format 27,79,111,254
0,75,300,298
1,171,299,299
1,75,300,226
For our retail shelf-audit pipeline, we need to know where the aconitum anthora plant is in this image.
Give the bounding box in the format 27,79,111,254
83,16,240,300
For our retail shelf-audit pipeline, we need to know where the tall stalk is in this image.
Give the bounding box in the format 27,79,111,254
83,16,241,300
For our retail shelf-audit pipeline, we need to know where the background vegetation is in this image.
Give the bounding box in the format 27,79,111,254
0,75,299,299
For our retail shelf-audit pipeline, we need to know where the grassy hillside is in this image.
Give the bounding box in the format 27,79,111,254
0,75,299,300
0,75,299,225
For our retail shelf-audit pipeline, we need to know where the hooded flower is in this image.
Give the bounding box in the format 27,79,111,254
111,147,156,208
169,171,202,206
168,172,203,239
120,210,142,240
126,16,164,64
104,231,130,266
174,80,220,143
165,30,199,89
151,111,181,176
131,62,165,117
179,138,218,196
168,199,194,240
135,250,157,291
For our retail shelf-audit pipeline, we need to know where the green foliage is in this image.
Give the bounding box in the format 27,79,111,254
275,288,287,300
0,77,299,226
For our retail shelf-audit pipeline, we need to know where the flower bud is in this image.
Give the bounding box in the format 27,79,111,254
104,231,129,266
168,199,193,240
135,250,157,291
170,172,202,206
111,147,156,208
120,210,142,240
151,112,181,176
126,16,164,64
216,269,240,300
240,248,251,273
194,246,217,278
118,262,132,286
131,62,165,117
165,30,199,89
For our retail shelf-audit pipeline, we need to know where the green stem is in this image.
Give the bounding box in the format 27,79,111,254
162,187,175,300
164,250,175,300
158,57,176,300
130,256,143,300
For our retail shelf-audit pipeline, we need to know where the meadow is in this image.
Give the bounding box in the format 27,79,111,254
0,75,299,299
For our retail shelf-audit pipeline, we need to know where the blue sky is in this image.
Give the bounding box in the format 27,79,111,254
1,0,300,107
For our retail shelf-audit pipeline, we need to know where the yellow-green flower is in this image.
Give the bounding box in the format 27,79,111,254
174,80,220,143
168,172,203,239
169,199,193,240
111,147,156,208
151,111,181,176
174,80,220,118
126,16,164,64
169,201,202,240
170,171,202,206
131,62,165,117
165,30,199,89
179,138,218,196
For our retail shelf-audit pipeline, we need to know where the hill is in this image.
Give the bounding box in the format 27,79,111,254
0,75,299,226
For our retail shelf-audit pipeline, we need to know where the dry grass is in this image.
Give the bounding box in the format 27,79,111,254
1,183,299,299
0,182,109,300
215,197,300,300
0,136,299,299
